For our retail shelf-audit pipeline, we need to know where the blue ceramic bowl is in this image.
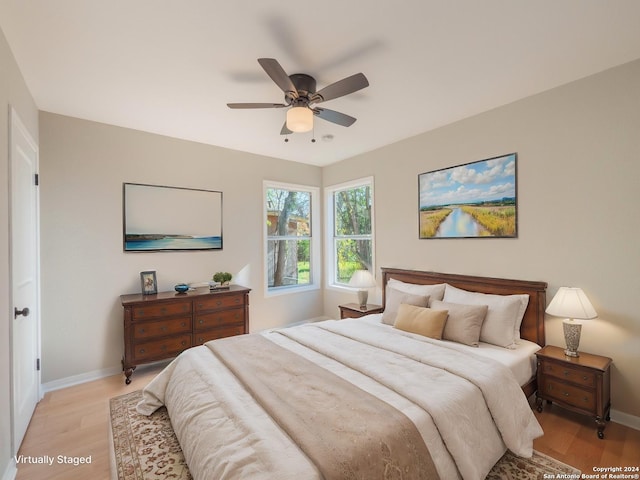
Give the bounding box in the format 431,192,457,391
174,283,189,293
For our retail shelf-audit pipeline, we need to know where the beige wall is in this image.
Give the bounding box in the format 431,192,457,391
0,27,39,480
39,113,323,384
324,59,640,420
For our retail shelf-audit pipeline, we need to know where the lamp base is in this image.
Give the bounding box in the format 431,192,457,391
563,319,582,357
357,289,369,310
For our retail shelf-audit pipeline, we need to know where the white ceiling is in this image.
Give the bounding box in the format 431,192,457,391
2,1,640,167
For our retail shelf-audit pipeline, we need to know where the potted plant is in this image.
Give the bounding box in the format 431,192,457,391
212,271,232,287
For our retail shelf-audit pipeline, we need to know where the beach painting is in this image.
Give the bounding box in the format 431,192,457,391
124,183,223,251
419,153,517,239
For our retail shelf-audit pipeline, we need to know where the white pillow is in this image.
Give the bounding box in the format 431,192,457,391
381,287,430,325
387,279,446,306
443,284,529,348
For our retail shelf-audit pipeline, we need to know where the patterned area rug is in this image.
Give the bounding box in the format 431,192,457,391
110,390,580,480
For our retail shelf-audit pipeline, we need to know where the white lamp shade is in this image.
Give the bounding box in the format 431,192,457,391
348,270,376,289
286,107,313,132
546,287,597,320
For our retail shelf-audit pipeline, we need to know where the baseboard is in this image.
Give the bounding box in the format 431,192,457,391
41,366,123,394
41,360,172,394
611,408,640,431
1,458,17,480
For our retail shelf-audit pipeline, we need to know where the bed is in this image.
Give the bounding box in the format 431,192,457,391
135,268,548,480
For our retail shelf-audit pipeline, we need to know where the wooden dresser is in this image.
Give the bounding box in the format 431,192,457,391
120,285,250,384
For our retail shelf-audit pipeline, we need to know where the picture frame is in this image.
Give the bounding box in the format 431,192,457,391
123,183,223,252
140,271,158,295
418,153,517,239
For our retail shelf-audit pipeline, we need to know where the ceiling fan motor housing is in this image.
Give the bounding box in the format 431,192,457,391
286,73,317,105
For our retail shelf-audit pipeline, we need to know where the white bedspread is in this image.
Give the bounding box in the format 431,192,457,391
138,319,543,480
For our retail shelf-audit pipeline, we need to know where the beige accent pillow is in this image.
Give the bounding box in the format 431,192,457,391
387,279,446,306
381,287,430,325
443,285,529,348
393,304,449,339
432,300,488,347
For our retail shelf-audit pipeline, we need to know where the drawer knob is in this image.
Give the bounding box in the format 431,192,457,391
161,326,166,331
181,341,186,346
160,307,167,313
199,319,204,324
563,370,570,376
139,348,145,354
198,303,203,308
139,310,144,315
216,301,222,306
161,345,167,351
181,322,186,327
139,328,145,334
583,376,589,381
563,392,570,397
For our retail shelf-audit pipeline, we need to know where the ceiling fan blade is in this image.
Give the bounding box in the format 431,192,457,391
227,103,287,109
280,122,293,135
313,107,357,127
258,58,298,96
312,73,369,103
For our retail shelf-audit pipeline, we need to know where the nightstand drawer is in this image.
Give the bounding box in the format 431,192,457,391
542,361,596,388
543,378,596,412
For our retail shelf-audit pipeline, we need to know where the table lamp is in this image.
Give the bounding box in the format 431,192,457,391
545,287,597,357
348,270,376,309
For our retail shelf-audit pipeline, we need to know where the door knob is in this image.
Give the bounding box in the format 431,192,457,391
14,307,30,318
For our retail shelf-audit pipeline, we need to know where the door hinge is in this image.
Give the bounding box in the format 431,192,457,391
34,173,39,186
36,358,41,371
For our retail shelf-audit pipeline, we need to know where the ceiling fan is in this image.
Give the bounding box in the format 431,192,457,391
227,58,369,135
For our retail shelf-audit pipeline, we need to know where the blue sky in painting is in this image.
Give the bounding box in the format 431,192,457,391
419,153,516,208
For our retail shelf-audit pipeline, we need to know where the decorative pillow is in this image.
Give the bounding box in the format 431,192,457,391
393,304,448,339
431,300,488,347
381,287,430,325
442,285,529,348
387,279,446,305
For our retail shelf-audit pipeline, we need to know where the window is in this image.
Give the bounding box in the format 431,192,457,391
264,181,319,295
326,177,374,288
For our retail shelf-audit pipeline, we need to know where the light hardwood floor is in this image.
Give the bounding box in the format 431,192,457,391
15,366,640,479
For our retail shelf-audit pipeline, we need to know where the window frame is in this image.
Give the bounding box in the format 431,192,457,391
263,180,320,297
324,176,375,291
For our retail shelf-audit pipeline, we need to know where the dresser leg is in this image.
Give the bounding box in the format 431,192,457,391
596,417,605,439
123,364,136,385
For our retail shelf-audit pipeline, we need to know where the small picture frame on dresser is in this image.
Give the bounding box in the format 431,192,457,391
140,271,157,295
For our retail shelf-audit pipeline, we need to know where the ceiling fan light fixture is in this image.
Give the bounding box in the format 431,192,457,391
286,106,313,133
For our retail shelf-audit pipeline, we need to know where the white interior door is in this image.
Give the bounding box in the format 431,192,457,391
10,107,40,452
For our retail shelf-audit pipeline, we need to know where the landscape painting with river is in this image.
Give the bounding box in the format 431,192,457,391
419,153,517,238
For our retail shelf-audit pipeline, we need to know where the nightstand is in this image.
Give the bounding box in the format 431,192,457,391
535,345,612,439
339,303,383,319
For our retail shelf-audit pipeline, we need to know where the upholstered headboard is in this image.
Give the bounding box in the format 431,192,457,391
381,268,547,347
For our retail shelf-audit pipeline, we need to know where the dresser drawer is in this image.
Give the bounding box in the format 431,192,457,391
543,378,596,413
132,301,191,320
194,307,244,331
132,334,191,362
133,316,191,340
193,325,246,345
195,294,244,312
542,361,596,388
